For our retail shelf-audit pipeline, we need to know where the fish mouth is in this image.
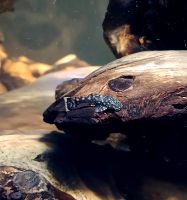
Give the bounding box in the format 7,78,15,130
43,94,123,137
43,93,123,123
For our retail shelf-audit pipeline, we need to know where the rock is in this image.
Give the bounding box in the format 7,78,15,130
0,166,75,200
0,130,122,200
0,0,15,14
103,0,187,58
28,62,52,77
0,67,97,130
16,55,32,63
0,32,8,61
0,46,7,61
45,54,90,74
0,131,81,200
16,56,52,77
43,51,187,163
0,56,53,91
0,82,7,94
1,130,187,200
0,58,36,90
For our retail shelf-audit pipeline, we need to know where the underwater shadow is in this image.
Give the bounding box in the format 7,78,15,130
39,131,187,200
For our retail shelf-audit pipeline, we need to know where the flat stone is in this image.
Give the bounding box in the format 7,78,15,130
0,67,97,130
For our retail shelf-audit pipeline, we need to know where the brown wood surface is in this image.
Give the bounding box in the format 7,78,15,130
43,51,187,165
44,51,187,134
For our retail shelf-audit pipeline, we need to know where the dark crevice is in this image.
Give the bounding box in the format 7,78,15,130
173,103,187,110
120,75,135,80
108,75,135,92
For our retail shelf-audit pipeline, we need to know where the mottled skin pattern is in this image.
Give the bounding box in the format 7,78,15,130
103,0,187,57
64,93,123,113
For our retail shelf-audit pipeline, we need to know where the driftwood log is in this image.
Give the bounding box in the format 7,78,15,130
44,50,187,162
103,0,187,58
44,51,187,132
